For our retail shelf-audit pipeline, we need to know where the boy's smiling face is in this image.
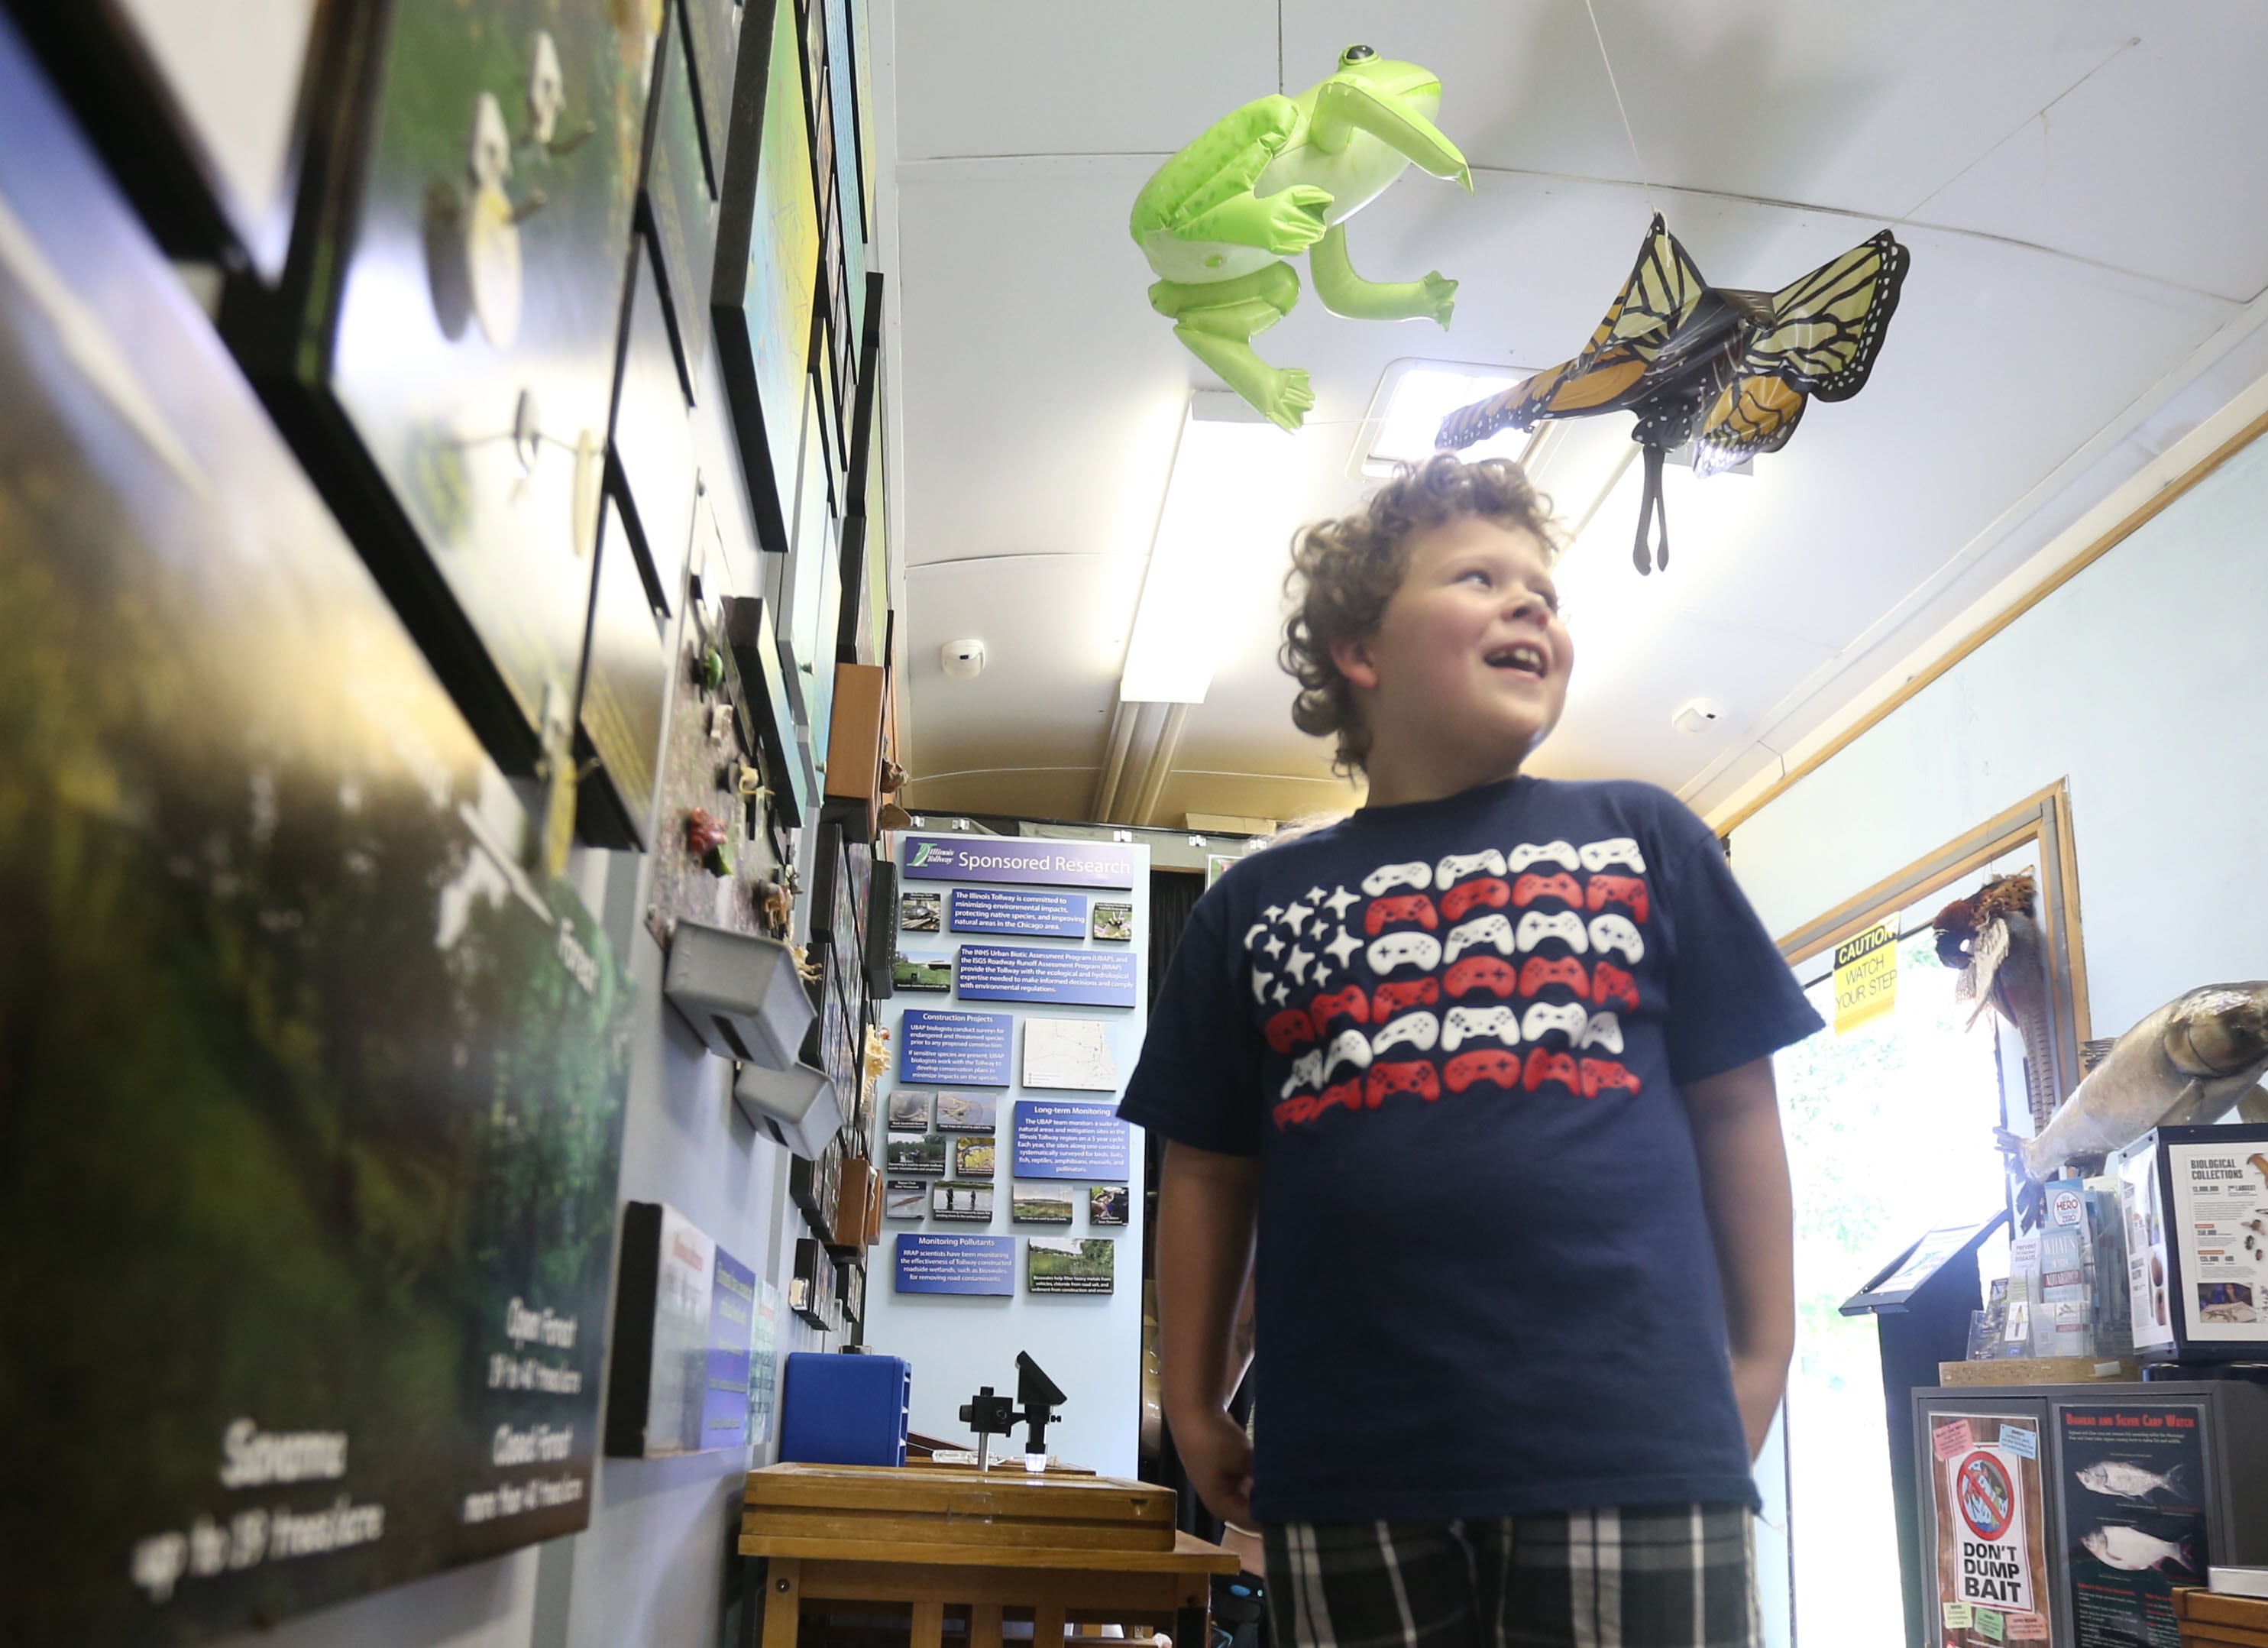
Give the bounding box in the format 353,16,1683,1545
1328,513,1572,802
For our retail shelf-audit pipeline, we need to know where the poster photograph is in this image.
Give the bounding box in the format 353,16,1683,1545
2057,1404,2210,1648
892,954,952,992
899,890,941,932
884,1178,928,1219
886,1089,933,1132
1011,1183,1074,1225
1092,902,1134,941
931,1183,995,1222
1028,1237,1115,1296
934,1092,998,1133
1089,1186,1131,1226
953,1138,996,1179
885,1133,946,1176
1930,1415,2052,1648
0,102,636,1639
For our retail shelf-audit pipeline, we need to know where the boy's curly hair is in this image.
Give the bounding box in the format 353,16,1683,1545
1280,453,1559,774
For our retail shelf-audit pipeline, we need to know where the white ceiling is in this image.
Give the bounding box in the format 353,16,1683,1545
876,0,2268,828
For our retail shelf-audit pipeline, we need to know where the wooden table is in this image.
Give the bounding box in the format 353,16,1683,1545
2175,1586,2268,1648
739,1463,1240,1648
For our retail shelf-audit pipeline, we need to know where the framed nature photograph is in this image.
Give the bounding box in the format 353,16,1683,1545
1011,1183,1073,1225
931,1182,994,1222
893,954,951,992
1091,902,1134,943
885,1133,946,1177
953,1138,995,1180
1089,1186,1131,1227
934,1092,997,1134
1027,1237,1115,1296
883,1178,927,1219
900,890,941,933
885,1089,931,1132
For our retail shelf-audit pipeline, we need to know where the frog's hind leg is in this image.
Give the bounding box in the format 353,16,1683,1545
1311,224,1458,329
1149,261,1311,432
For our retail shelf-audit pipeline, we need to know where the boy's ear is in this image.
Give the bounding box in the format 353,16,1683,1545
1328,633,1381,691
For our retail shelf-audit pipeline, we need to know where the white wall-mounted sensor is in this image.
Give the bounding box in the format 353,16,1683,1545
940,639,986,680
1672,698,1728,735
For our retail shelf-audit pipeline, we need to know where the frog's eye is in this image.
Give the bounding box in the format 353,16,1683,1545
1341,44,1375,64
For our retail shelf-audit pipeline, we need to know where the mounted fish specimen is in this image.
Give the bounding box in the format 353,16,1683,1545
1436,214,1909,572
1998,983,2268,1197
1934,873,2060,1133
1131,45,1473,432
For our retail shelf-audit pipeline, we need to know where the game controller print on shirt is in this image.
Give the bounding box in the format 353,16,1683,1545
1263,836,1651,1128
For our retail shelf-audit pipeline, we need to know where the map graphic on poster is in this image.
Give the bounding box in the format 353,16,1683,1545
2058,1403,2210,1648
1023,1019,1118,1091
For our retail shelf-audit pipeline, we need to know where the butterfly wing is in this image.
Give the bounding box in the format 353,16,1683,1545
1437,214,1711,452
1744,230,1910,401
1692,231,1907,477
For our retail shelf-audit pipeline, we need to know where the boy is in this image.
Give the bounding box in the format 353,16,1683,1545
1118,455,1820,1648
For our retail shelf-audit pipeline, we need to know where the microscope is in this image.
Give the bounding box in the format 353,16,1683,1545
956,1353,1069,1473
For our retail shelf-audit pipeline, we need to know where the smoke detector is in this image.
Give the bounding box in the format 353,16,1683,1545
1672,697,1727,735
940,639,986,680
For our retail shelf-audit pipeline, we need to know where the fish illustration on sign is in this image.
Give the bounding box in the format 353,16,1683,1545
2073,1459,2188,1504
2080,1524,2198,1575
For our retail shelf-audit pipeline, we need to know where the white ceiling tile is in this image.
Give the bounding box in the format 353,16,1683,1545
894,1,1279,160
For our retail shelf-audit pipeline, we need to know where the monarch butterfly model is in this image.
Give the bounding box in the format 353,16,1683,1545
1436,215,1910,573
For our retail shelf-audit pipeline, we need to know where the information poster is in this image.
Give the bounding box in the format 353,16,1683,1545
1014,1102,1131,1181
950,887,1087,938
2169,1141,2268,1343
898,1009,1014,1086
704,1250,757,1452
956,944,1137,1008
1027,1237,1115,1295
1931,1414,2053,1647
2057,1403,2209,1648
894,1233,1016,1297
747,1283,782,1446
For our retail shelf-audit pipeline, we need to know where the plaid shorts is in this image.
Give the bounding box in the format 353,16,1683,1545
1262,1504,1759,1648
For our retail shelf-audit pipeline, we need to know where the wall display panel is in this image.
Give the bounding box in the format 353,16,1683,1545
0,37,635,1637
267,0,661,774
613,235,698,616
823,0,865,350
640,15,717,393
677,0,739,186
713,0,819,559
576,493,671,847
642,539,776,950
849,0,874,231
15,0,323,280
781,381,842,755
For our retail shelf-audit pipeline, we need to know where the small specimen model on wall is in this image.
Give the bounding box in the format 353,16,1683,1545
1997,983,2268,1214
1437,213,1910,575
1131,44,1472,432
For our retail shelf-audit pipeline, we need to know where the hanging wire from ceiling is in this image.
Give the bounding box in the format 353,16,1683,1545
1582,0,1657,218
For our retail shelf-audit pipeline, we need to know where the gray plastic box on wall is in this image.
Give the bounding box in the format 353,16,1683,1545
663,921,814,1068
734,1060,842,1159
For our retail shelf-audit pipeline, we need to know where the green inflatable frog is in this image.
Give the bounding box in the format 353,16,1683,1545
1131,45,1474,431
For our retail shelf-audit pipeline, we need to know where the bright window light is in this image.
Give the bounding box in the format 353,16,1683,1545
1120,393,1292,704
1361,360,1530,476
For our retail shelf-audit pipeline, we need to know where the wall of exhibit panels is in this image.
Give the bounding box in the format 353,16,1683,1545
1726,432,2268,1042
0,0,897,1646
859,834,1153,1478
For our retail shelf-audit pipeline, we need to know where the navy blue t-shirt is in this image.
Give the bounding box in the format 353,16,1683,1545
1119,775,1822,1523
